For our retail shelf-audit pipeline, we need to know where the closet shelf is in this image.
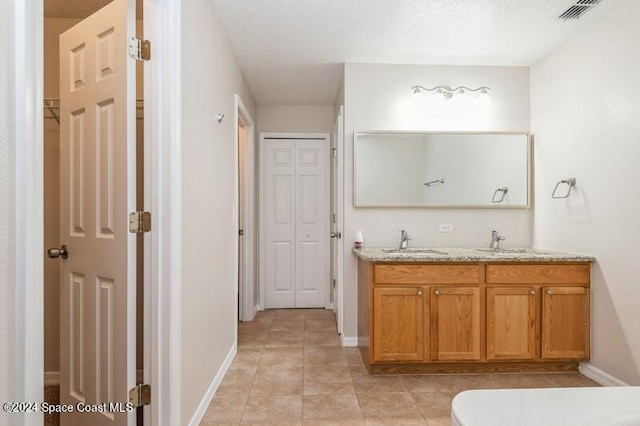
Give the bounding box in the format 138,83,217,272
44,98,144,124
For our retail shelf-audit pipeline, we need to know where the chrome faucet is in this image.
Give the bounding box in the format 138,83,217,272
489,230,505,250
399,230,411,250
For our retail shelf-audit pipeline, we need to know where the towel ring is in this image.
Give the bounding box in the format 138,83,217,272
552,177,576,199
492,187,508,203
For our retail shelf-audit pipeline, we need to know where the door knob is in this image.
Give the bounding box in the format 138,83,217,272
47,245,68,259
330,232,342,239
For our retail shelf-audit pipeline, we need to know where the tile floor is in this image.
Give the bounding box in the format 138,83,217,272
200,309,599,425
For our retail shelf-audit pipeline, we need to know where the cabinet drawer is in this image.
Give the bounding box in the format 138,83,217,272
374,264,479,284
486,264,589,284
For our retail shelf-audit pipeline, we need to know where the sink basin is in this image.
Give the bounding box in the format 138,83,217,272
382,248,447,255
474,248,552,255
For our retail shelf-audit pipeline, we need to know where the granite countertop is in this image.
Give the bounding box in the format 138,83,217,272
352,247,596,263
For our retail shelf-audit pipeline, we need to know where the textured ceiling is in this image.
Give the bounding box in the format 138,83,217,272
44,0,143,19
211,0,617,105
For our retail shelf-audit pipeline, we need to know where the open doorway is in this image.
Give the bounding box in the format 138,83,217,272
235,94,257,322
42,1,144,424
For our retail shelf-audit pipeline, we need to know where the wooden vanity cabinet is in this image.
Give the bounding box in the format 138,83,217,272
431,286,481,361
359,260,591,374
541,286,590,359
485,264,590,362
372,286,425,361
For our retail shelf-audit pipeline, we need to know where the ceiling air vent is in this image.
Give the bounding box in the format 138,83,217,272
558,0,602,20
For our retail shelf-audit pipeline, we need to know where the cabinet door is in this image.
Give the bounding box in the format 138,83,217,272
431,287,480,361
373,287,424,361
487,287,537,360
542,286,589,359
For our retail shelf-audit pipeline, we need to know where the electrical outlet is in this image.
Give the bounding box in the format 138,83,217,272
439,224,454,233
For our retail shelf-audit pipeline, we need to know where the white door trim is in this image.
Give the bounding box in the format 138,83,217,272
13,1,45,424
258,132,332,310
15,1,182,425
334,106,345,336
235,94,256,322
144,0,182,425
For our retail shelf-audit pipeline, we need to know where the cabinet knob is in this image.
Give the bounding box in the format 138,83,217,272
546,290,553,295
417,291,422,296
530,290,536,295
434,290,440,296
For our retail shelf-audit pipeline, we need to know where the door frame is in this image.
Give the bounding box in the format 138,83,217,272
332,106,345,336
234,94,256,322
14,0,183,425
258,132,332,310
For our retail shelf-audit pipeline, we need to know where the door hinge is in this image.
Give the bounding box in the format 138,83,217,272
128,37,151,61
332,213,336,223
331,148,337,159
129,211,151,234
239,229,244,236
129,383,151,408
333,279,336,289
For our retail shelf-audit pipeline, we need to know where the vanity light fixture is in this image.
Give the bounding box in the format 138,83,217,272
411,85,490,100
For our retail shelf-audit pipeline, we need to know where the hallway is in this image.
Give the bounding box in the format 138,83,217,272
200,309,598,425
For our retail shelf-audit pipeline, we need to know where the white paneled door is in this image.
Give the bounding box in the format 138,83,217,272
58,0,136,425
262,136,329,308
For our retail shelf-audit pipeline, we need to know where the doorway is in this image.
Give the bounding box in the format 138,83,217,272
259,133,331,309
43,1,144,424
235,94,256,322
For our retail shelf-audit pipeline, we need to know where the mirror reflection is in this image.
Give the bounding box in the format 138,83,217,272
354,132,530,207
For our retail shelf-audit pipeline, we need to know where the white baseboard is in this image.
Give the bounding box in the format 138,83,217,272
44,372,60,386
579,362,629,387
188,342,237,426
341,336,358,347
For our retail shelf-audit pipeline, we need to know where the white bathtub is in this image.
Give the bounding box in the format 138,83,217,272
452,386,640,426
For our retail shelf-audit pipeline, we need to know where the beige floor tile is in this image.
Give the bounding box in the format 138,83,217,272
304,309,336,320
255,364,303,381
357,392,422,419
214,380,253,399
304,365,355,395
271,320,306,332
304,421,365,426
260,347,304,368
303,394,363,422
228,350,262,376
402,375,467,394
343,348,366,367
305,318,338,331
353,375,407,393
267,330,305,348
237,332,268,349
539,372,600,387
202,394,248,424
251,377,304,396
241,395,302,424
349,364,370,378
305,330,342,347
364,418,427,425
425,418,450,426
220,368,257,386
411,392,455,421
304,346,349,367
274,309,307,320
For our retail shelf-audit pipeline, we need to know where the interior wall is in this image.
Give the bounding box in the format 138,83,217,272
180,0,257,423
257,104,334,135
531,0,640,385
342,63,530,338
0,0,16,415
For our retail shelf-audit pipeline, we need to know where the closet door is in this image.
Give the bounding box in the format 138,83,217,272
263,139,296,308
295,139,328,307
262,137,328,308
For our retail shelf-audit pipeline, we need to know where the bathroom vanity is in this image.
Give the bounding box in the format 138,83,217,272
354,248,595,375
